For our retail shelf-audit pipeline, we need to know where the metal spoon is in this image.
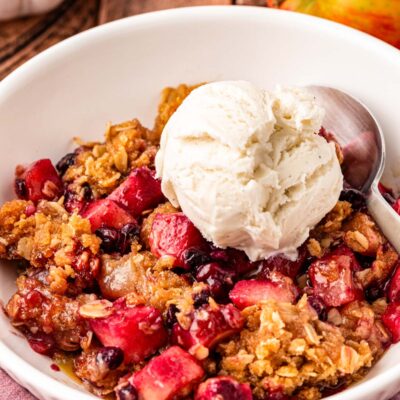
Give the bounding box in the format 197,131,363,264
306,85,400,252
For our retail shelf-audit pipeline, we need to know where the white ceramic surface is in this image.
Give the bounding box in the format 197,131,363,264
0,6,400,400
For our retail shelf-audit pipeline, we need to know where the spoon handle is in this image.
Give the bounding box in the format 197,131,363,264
367,184,400,253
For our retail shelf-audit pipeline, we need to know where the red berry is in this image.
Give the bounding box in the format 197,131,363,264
195,262,235,300
82,199,136,232
195,376,252,400
15,159,63,202
149,212,207,268
108,167,164,216
382,302,400,343
308,245,363,307
26,332,56,356
229,276,298,310
130,346,204,400
257,245,308,280
171,304,244,359
89,299,167,363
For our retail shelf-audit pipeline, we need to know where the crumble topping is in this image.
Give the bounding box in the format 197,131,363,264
217,296,374,400
64,119,159,197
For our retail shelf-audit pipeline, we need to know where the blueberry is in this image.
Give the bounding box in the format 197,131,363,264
183,248,211,269
96,346,124,370
56,152,76,175
165,304,179,329
115,382,138,400
193,289,211,308
96,227,120,253
15,178,28,199
339,188,366,211
307,295,327,321
118,223,140,254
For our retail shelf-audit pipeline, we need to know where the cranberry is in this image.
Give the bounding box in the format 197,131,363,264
257,245,308,280
307,296,327,321
339,188,366,210
210,249,230,262
96,227,120,253
195,376,252,400
195,262,234,300
27,332,56,356
56,152,76,175
183,248,211,269
165,304,179,329
15,178,28,199
116,382,138,400
96,346,124,370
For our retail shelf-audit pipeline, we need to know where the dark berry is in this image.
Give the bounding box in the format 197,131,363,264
56,152,76,175
15,178,28,199
82,183,93,201
193,289,211,308
195,262,234,301
115,382,138,400
96,227,120,253
210,249,230,262
183,248,211,269
26,332,56,356
96,346,124,370
307,296,327,321
118,223,140,254
165,304,179,329
365,285,384,302
339,188,366,210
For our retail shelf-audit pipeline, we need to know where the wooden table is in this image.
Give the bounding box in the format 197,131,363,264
0,0,264,80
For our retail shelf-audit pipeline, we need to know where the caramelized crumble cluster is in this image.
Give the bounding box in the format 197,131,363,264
0,83,399,400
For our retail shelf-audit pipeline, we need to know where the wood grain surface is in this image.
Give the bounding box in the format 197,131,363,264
0,0,264,80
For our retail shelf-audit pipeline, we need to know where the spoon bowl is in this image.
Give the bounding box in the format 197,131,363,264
307,85,400,252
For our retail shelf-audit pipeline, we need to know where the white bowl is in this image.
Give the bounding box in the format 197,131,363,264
0,6,400,400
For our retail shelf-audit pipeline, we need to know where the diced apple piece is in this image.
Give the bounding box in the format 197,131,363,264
149,212,207,268
308,245,363,307
88,299,167,363
171,303,243,359
229,276,298,310
130,346,204,400
195,376,253,400
108,166,164,216
15,159,63,202
82,199,136,232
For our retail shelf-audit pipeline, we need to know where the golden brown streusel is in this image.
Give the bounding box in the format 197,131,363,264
0,199,100,294
308,201,352,257
217,296,374,399
64,119,158,197
98,250,203,320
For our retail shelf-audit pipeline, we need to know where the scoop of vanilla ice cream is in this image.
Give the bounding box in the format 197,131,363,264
155,81,343,261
